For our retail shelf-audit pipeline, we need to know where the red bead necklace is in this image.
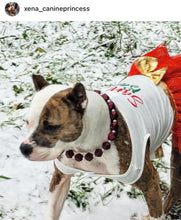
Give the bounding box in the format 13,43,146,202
64,90,118,162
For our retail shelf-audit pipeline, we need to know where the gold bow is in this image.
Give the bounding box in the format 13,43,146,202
134,56,167,85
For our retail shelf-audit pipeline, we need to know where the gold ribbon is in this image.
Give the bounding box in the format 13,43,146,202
134,56,167,85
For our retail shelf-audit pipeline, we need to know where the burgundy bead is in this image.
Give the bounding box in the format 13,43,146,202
101,94,109,101
85,152,93,161
74,153,83,162
108,101,114,110
95,149,103,157
111,121,118,130
65,150,74,158
108,132,116,140
102,141,111,150
94,90,101,94
110,110,117,120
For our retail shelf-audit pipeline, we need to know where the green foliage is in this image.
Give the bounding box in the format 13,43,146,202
67,178,94,210
0,175,11,180
127,187,143,199
13,85,24,96
0,207,5,218
100,183,123,205
0,66,5,70
68,189,90,210
35,47,46,53
67,175,124,210
152,158,169,172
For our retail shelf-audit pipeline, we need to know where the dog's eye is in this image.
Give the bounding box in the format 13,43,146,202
43,121,61,131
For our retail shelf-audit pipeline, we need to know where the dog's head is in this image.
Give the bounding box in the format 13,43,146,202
20,75,87,161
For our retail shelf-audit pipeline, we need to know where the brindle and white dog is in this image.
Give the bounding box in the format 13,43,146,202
20,74,181,220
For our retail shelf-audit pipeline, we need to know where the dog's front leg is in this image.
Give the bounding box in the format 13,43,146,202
46,166,71,220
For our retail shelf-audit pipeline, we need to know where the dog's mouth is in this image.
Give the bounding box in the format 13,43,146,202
29,147,62,161
20,142,64,161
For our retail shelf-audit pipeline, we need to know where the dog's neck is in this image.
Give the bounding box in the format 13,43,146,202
68,90,111,152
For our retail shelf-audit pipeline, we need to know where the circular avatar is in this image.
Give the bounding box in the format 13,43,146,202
5,2,20,16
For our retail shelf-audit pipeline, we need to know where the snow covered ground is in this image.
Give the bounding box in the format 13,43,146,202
0,21,180,219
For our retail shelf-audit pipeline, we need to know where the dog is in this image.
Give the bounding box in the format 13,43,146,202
20,44,181,220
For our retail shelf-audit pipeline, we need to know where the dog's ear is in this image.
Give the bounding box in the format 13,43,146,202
67,83,87,111
32,74,49,91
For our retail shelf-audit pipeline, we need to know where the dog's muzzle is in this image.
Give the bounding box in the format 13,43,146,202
20,143,33,157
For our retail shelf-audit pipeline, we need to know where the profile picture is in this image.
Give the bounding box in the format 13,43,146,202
5,2,20,16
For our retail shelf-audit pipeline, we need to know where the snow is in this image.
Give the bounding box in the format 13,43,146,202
0,21,179,219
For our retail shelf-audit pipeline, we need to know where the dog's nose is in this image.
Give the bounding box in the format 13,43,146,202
20,143,33,157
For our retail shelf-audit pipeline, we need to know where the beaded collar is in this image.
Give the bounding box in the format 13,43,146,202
64,90,118,162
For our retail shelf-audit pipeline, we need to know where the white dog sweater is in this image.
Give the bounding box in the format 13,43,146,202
55,75,174,184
